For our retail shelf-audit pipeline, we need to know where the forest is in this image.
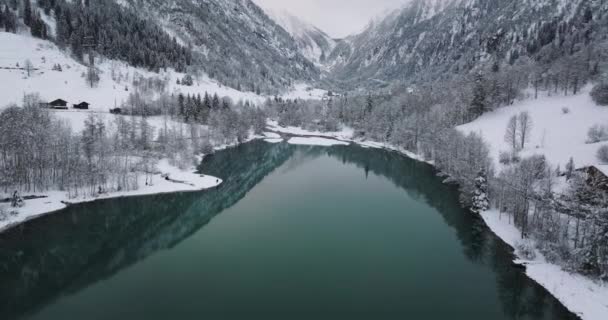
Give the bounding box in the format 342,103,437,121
1,0,192,72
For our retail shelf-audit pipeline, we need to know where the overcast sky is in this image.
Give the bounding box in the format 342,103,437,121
252,0,409,38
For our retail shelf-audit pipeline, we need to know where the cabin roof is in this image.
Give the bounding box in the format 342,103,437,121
595,165,608,178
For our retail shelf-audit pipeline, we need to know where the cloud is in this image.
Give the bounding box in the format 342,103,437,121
252,0,409,38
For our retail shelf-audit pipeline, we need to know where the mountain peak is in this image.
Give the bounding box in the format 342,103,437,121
260,7,336,66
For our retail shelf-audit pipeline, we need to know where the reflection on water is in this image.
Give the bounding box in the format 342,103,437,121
0,141,577,320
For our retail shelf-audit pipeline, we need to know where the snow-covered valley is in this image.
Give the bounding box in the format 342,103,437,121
2,0,608,319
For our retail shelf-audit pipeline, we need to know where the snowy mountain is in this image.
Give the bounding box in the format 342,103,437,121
261,8,336,66
119,0,320,93
326,0,607,89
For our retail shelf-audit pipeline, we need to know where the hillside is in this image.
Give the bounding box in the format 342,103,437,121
0,33,264,111
459,87,608,173
325,0,608,90
120,0,320,93
260,8,336,67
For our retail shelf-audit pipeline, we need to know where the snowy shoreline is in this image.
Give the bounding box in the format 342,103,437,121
267,121,607,320
1,118,605,319
0,159,223,234
481,210,608,320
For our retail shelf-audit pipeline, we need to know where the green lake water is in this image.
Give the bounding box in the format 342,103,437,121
0,141,578,319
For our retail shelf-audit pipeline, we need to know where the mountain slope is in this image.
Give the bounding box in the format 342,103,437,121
122,0,320,93
326,0,608,90
261,8,336,66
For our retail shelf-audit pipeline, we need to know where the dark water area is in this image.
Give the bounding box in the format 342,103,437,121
0,141,578,319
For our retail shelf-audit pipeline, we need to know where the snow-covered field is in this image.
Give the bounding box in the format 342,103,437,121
280,83,330,100
458,87,608,170
481,210,608,320
0,32,264,111
0,160,222,233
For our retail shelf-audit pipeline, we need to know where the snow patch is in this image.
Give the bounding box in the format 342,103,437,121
288,137,349,146
458,88,608,171
264,138,283,144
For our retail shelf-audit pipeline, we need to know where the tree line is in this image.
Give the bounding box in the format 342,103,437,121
265,63,608,280
0,0,191,72
0,92,267,210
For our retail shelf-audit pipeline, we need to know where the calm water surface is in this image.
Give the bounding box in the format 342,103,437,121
0,141,578,319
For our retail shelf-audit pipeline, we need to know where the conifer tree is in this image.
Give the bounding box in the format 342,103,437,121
471,169,490,214
470,73,487,120
23,0,32,27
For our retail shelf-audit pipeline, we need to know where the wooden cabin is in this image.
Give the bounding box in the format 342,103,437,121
49,99,68,109
577,165,608,191
73,102,90,110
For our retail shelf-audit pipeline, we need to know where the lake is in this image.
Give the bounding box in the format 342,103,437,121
0,140,578,320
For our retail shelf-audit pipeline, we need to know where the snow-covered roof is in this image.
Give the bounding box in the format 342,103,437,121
595,165,608,177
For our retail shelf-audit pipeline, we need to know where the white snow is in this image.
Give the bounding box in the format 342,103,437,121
595,165,608,177
267,119,354,140
458,87,608,170
264,138,284,144
281,83,330,100
287,137,349,146
259,8,335,66
458,89,608,320
481,210,608,320
0,159,222,233
263,132,282,139
0,32,264,113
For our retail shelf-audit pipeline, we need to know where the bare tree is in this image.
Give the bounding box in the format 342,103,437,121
518,111,533,149
505,115,519,150
24,59,34,77
86,66,100,88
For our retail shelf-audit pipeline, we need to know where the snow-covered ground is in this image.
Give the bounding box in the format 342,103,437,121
0,32,264,111
481,210,608,320
267,119,354,140
458,87,608,170
0,160,222,233
263,132,284,143
280,83,330,100
288,136,349,146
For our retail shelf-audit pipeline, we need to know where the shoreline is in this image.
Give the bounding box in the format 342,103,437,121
1,123,605,319
0,159,223,234
270,122,607,320
0,133,271,234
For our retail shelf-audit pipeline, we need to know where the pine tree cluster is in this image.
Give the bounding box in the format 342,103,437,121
36,0,192,72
